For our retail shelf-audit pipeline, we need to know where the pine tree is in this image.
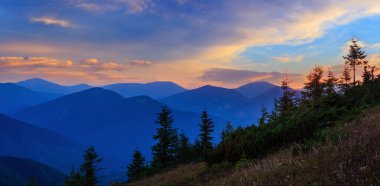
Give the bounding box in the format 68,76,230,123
221,121,234,140
65,168,84,186
278,77,296,119
151,106,178,170
176,131,193,163
257,106,269,128
127,149,147,182
80,145,102,186
339,66,352,93
302,65,324,101
324,69,338,95
343,38,368,85
198,110,214,158
362,65,378,84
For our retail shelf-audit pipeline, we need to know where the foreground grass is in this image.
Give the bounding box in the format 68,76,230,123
121,106,380,186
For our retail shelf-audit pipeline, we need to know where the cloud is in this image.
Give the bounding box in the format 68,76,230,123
125,59,152,66
200,68,304,88
272,55,304,63
30,17,71,27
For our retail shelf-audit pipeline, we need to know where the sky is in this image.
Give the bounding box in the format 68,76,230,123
1,0,380,89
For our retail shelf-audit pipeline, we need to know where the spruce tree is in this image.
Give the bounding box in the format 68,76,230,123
362,65,378,84
257,106,269,128
198,110,214,158
340,66,352,93
65,168,84,186
324,69,338,95
176,131,193,163
343,38,368,85
80,145,102,186
302,65,324,101
221,121,234,140
152,106,178,170
278,77,296,119
127,149,147,182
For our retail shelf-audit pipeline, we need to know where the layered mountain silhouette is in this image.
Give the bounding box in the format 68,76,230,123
14,88,225,175
0,83,60,114
0,156,66,186
0,113,83,172
236,81,277,98
16,78,91,94
103,81,187,99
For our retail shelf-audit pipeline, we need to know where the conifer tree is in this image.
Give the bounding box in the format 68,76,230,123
257,106,269,128
324,69,338,95
127,149,147,182
65,168,84,186
152,106,178,170
80,145,102,186
302,65,324,101
362,65,378,84
340,66,352,92
176,131,193,163
278,77,296,119
343,38,368,85
198,110,214,158
221,121,234,140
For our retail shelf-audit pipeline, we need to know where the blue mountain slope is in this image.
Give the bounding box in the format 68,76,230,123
0,83,60,114
160,85,257,125
16,78,91,94
0,113,83,172
236,81,276,98
103,81,187,99
0,156,66,186
14,88,225,177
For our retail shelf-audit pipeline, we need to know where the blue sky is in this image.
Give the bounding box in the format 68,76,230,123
1,0,380,88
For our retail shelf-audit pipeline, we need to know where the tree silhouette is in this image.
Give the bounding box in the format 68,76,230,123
127,149,147,182
198,110,214,159
152,106,178,170
80,145,102,186
257,106,269,128
278,77,296,119
343,38,368,85
221,121,234,140
324,69,338,95
340,66,352,92
176,131,193,163
302,65,324,101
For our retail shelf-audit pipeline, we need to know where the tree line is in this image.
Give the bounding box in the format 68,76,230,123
64,38,380,185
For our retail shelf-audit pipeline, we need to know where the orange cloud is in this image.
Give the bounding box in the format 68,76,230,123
30,17,72,27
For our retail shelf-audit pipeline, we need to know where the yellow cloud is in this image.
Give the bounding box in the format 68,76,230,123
30,17,71,27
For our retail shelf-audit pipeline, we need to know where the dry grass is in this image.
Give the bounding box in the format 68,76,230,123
120,106,380,186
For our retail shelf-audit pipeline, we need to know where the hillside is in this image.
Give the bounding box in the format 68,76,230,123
0,113,83,172
16,78,91,94
118,105,380,186
0,83,59,114
14,88,226,176
103,81,187,99
0,156,66,186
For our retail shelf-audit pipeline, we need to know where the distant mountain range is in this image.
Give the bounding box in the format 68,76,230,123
1,77,297,182
0,156,66,186
0,113,83,172
103,82,187,99
16,78,91,95
0,83,60,114
14,88,226,176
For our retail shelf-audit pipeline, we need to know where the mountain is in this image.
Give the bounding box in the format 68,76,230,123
0,113,83,172
14,88,225,177
236,81,276,98
0,156,66,186
16,78,91,94
0,83,60,114
160,85,254,124
103,81,187,99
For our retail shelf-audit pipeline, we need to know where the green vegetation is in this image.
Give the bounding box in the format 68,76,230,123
119,38,380,185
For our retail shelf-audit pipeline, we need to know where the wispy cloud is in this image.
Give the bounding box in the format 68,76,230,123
125,59,152,67
30,17,71,27
272,55,304,63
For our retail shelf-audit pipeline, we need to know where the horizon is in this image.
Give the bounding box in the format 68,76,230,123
1,1,380,89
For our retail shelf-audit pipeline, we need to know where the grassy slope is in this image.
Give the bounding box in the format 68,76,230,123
120,106,380,186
